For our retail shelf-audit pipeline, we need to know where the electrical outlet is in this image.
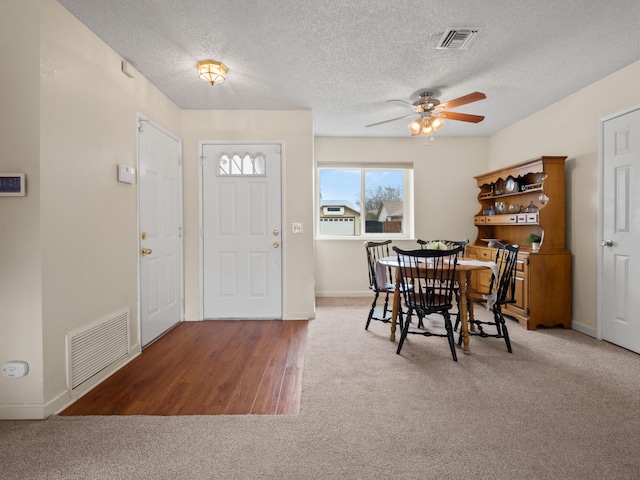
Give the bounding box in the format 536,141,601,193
292,222,303,234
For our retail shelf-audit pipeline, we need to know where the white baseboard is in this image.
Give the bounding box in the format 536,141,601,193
44,389,73,418
316,291,370,297
571,321,596,338
284,312,316,320
0,404,47,420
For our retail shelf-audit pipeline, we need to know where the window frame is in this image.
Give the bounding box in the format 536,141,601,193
316,165,414,240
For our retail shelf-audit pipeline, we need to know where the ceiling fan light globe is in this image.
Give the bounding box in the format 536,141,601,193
431,117,445,131
408,120,422,135
421,123,433,135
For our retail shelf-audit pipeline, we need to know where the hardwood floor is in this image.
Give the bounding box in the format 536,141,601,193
59,320,308,416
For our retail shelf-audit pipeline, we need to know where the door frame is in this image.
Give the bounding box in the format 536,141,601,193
197,141,285,320
137,114,184,345
596,102,640,340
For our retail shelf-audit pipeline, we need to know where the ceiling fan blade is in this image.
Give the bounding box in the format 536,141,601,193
365,113,419,128
439,92,486,110
387,99,422,112
438,111,485,123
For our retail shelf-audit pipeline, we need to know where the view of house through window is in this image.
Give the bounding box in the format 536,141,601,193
318,168,410,237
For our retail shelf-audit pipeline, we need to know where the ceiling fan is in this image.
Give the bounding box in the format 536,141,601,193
365,91,486,136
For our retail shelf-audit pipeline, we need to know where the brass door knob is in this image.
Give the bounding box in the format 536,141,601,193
273,242,280,248
141,247,152,255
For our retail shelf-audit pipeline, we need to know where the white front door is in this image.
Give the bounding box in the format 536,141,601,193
600,106,640,353
139,119,183,346
201,143,282,319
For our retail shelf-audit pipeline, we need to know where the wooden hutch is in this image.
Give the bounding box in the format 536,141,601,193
466,156,572,330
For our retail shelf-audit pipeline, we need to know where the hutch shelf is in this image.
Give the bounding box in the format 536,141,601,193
466,156,572,330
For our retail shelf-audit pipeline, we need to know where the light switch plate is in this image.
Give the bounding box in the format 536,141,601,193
117,164,136,184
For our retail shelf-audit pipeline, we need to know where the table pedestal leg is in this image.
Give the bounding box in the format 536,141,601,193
390,282,400,342
457,271,471,354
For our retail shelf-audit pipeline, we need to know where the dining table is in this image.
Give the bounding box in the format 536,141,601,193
377,255,498,354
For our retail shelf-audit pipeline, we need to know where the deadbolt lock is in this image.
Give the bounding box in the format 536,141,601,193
273,229,280,236
141,231,148,240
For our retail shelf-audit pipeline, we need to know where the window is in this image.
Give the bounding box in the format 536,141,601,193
318,167,413,237
218,153,266,176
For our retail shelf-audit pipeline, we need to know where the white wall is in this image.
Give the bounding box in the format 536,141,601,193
181,110,315,321
488,60,640,334
314,136,488,296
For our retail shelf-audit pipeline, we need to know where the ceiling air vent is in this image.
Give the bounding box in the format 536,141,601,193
436,28,479,50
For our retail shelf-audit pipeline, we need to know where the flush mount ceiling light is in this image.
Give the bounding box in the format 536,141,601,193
197,59,227,85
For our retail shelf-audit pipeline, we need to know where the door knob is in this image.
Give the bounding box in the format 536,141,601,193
273,242,280,248
601,239,614,247
141,247,153,255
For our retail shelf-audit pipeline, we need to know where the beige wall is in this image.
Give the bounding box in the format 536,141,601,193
314,136,488,296
488,60,640,334
1,0,182,419
181,110,315,321
0,0,44,417
40,0,181,416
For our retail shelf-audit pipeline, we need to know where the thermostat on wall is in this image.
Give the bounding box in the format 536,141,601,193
0,173,26,196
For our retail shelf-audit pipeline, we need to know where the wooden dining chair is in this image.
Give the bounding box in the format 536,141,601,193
457,241,519,352
392,245,463,361
417,239,469,327
364,240,402,330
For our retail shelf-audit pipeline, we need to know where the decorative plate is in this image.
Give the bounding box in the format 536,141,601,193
505,177,519,193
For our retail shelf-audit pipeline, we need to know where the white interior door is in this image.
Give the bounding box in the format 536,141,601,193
139,119,183,347
600,106,640,353
201,143,282,319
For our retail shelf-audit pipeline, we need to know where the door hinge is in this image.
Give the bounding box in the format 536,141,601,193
526,257,530,266
525,308,530,316
177,155,182,166
179,226,183,238
138,119,150,132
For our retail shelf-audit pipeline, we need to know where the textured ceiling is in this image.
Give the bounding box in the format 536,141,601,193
56,0,640,137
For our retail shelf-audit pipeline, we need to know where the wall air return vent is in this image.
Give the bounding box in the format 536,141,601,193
436,28,479,50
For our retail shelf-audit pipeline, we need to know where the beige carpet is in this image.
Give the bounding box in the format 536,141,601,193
1,297,640,479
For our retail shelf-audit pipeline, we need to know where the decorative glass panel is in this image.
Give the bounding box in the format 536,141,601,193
218,153,266,176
